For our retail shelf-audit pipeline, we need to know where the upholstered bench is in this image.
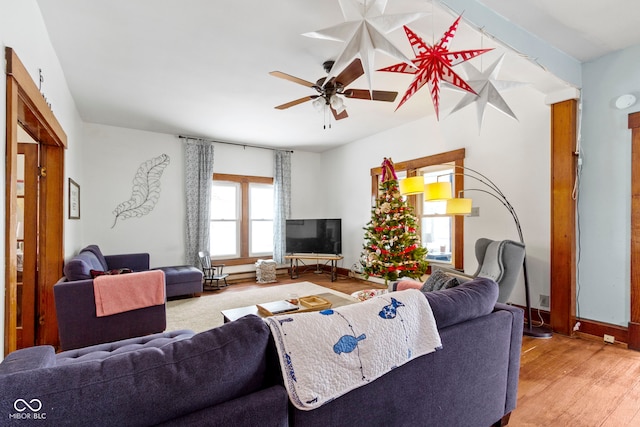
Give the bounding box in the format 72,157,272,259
155,265,203,298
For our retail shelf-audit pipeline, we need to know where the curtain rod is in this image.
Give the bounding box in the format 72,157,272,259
178,135,293,153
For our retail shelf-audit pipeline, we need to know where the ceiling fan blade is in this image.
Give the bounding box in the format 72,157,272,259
344,89,398,102
331,107,349,120
269,71,316,88
274,96,315,110
334,58,364,87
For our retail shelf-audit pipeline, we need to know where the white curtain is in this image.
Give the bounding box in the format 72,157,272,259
184,139,215,267
273,150,292,264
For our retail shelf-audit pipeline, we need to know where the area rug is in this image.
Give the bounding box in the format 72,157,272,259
166,281,354,333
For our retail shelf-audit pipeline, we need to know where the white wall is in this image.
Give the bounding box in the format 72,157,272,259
81,123,324,269
578,45,640,326
1,0,85,359
323,82,552,308
81,124,184,267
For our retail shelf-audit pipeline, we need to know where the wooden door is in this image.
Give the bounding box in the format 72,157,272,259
16,143,39,348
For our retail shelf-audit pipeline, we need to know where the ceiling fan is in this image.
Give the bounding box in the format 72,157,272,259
269,59,398,121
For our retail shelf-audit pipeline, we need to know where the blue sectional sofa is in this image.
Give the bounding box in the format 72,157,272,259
54,244,203,350
61,244,204,298
2,277,523,426
0,318,287,426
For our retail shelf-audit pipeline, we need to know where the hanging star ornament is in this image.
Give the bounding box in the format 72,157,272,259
303,0,427,93
449,54,529,130
378,15,492,119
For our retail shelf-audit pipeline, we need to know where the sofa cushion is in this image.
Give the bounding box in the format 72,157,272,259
155,265,203,284
0,346,56,374
56,330,195,364
63,250,107,281
424,277,499,329
81,245,109,270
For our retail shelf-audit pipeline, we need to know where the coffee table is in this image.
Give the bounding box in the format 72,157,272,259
221,292,357,323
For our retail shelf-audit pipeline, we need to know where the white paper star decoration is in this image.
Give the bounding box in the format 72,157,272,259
449,54,528,130
303,0,427,93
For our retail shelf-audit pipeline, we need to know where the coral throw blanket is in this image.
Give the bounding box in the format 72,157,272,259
265,289,442,410
94,270,165,317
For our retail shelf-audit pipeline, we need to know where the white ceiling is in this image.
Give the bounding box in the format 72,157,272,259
35,0,640,152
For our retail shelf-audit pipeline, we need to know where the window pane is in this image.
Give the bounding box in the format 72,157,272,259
423,200,447,215
210,220,238,257
250,184,274,220
421,165,453,263
251,220,273,255
422,217,452,262
211,182,239,220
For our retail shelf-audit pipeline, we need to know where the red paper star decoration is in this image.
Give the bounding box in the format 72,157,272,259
378,15,493,119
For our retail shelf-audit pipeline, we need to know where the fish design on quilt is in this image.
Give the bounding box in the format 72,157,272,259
333,334,366,354
379,298,405,319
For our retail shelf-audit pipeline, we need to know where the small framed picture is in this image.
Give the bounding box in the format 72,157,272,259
68,178,80,219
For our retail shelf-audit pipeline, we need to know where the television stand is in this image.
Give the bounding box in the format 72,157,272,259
284,254,343,282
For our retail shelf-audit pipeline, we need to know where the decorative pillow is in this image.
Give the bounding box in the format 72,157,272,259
81,245,109,271
63,251,105,281
422,269,460,292
395,280,424,291
90,268,133,278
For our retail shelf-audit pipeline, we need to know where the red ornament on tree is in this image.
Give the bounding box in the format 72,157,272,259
378,15,493,119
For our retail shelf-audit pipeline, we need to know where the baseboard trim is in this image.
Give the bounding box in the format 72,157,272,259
226,268,289,284
577,319,629,344
511,304,633,347
628,322,640,350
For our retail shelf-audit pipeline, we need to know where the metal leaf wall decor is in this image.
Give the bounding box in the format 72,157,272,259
111,153,170,228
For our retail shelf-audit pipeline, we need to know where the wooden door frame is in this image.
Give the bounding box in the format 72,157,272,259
550,104,640,349
5,47,67,355
549,100,578,335
628,112,640,350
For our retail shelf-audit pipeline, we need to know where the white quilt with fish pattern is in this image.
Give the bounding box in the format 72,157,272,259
265,289,442,410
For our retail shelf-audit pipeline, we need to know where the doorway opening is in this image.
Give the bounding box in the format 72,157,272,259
5,47,67,355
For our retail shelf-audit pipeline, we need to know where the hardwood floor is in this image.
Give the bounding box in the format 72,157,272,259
512,334,640,426
201,270,386,296
206,273,640,426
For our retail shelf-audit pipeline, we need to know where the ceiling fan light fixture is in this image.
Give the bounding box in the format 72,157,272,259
312,97,325,111
330,94,345,113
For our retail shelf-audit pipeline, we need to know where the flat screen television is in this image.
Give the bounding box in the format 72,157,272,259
285,218,342,255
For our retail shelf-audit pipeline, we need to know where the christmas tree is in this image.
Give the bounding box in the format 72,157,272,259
361,158,429,285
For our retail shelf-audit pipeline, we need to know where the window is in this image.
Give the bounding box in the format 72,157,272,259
210,174,274,263
370,149,465,270
421,167,454,263
249,183,274,255
210,181,240,258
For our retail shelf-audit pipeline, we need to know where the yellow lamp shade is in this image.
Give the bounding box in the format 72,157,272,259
399,176,425,195
446,198,473,215
424,182,452,201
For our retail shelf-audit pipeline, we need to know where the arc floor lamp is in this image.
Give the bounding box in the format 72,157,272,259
401,165,552,338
